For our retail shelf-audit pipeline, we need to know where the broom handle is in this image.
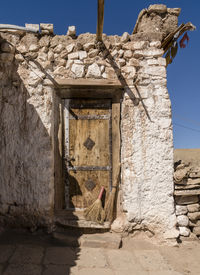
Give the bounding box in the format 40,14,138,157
98,187,105,199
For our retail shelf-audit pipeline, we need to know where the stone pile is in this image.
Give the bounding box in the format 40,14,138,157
174,161,200,239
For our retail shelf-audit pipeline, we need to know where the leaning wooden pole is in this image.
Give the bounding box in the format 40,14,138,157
96,0,104,41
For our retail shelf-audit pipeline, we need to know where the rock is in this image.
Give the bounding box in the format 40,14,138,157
88,49,99,58
187,178,200,185
114,43,121,50
189,220,200,227
37,52,47,62
193,226,200,236
189,171,200,178
140,66,166,78
150,41,161,48
76,42,83,51
148,4,167,14
67,26,76,37
16,44,27,54
124,50,132,59
60,50,68,59
167,8,181,16
132,41,148,50
58,59,66,67
177,215,189,227
121,32,130,43
147,58,166,66
47,50,54,62
71,64,85,78
111,49,118,58
118,49,124,58
134,49,163,58
66,60,73,69
163,228,180,240
100,65,105,73
68,52,79,60
122,42,134,50
187,204,200,213
25,23,40,32
118,58,126,67
28,71,43,87
29,44,40,52
0,53,14,62
66,44,75,54
1,42,15,53
188,212,200,222
179,226,190,237
176,205,188,216
78,51,87,60
15,54,24,62
128,58,140,67
53,44,64,54
40,23,54,34
86,63,101,78
111,214,128,233
83,43,95,52
175,195,199,205
39,36,51,47
102,72,107,78
122,66,136,79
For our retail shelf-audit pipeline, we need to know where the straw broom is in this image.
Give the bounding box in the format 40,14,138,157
84,186,105,224
105,164,121,222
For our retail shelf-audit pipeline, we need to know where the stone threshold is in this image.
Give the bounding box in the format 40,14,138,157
54,209,111,229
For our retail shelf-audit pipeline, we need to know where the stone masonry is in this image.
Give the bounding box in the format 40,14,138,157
174,151,200,240
0,5,183,241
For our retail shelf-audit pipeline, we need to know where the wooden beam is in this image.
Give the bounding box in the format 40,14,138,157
55,78,122,88
96,0,104,41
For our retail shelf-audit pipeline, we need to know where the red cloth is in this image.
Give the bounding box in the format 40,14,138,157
179,32,189,48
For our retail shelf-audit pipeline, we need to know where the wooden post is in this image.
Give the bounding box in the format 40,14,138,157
96,0,104,41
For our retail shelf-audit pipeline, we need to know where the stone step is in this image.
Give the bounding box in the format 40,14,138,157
53,232,122,249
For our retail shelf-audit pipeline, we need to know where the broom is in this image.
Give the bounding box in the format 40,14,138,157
84,186,105,224
105,164,121,222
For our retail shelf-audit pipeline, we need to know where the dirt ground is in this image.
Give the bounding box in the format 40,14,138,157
0,229,200,275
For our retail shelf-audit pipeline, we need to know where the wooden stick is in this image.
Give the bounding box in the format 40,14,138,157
96,0,104,41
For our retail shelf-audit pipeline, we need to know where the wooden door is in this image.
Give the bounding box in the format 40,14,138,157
63,99,112,209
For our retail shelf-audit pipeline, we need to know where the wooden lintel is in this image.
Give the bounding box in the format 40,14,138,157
55,78,122,88
96,0,104,41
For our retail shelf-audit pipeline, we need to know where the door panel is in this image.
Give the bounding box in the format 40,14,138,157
68,170,110,208
64,99,112,209
69,119,110,166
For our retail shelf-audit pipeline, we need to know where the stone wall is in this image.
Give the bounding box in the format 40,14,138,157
0,5,177,239
174,150,200,240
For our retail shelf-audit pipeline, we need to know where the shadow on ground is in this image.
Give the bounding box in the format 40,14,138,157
0,228,82,275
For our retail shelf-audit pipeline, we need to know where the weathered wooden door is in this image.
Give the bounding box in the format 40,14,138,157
63,99,112,209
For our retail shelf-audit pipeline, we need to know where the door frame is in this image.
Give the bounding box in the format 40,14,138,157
53,79,123,211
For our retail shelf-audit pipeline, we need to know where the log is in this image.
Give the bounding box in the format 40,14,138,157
0,24,38,33
96,0,104,41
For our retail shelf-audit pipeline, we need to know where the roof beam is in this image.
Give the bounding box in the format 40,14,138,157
96,0,104,41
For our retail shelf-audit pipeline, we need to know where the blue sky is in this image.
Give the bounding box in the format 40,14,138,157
1,1,199,148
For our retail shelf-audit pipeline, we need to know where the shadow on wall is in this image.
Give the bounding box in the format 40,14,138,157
0,44,82,274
